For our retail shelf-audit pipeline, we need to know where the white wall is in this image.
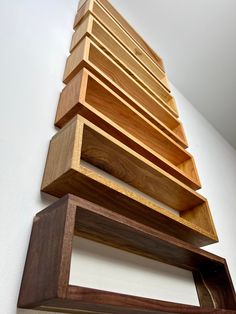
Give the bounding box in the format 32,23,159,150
0,1,78,314
0,1,235,313
172,83,236,286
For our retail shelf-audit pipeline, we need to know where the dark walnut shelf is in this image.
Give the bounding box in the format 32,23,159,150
18,194,236,313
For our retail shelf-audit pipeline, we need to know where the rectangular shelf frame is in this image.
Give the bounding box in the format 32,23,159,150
18,195,236,313
73,0,170,90
57,68,200,190
64,14,178,117
80,0,166,72
61,36,187,148
42,115,217,246
18,1,234,313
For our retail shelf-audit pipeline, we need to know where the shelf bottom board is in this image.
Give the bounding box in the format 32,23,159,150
29,285,236,314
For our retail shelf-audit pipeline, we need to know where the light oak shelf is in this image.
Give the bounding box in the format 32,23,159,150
62,37,186,147
42,116,217,246
18,195,236,313
89,0,166,72
73,0,170,91
64,15,178,117
57,69,200,190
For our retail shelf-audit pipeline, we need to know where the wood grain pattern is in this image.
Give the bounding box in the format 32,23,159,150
62,36,187,148
64,14,178,117
73,0,170,91
93,0,166,72
42,115,217,246
17,197,75,307
18,2,231,313
78,0,88,10
57,68,200,189
18,195,236,313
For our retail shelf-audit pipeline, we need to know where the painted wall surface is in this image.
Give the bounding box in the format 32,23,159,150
171,83,236,287
0,1,235,313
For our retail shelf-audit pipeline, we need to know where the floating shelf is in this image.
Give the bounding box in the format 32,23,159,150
17,1,229,313
73,0,170,91
18,195,236,313
82,0,166,72
64,15,178,117
42,116,217,246
57,69,199,189
61,36,186,147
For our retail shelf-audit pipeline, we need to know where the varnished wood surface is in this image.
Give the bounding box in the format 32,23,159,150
17,197,75,307
37,287,236,314
64,15,178,117
78,0,88,10
72,0,170,91
61,37,187,148
57,68,201,189
94,0,166,72
42,116,217,246
18,1,232,313
18,195,236,312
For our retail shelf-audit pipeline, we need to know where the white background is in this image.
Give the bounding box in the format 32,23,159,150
0,0,235,313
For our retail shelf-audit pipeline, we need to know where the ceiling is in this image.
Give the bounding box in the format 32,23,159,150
110,0,236,149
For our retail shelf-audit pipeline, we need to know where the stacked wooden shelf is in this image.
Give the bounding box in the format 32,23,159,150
58,38,187,148
56,68,199,189
97,0,166,72
65,16,177,116
18,0,236,313
73,0,169,89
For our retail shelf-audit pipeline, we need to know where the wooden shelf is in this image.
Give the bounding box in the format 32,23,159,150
18,1,232,313
18,195,236,313
64,15,178,117
62,36,186,147
92,0,165,72
57,68,200,190
73,0,170,91
42,115,217,246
